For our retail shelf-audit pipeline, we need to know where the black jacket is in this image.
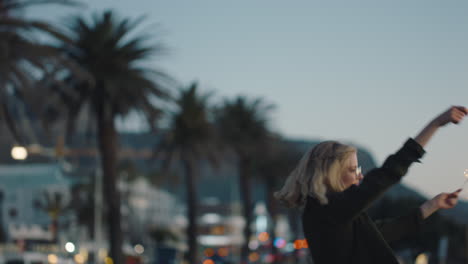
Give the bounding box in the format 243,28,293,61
302,138,425,264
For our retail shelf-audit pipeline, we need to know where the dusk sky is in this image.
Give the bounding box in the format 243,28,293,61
29,0,468,199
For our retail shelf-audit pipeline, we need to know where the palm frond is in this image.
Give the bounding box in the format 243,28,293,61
2,0,83,12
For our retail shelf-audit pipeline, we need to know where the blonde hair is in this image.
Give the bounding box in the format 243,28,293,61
274,141,356,207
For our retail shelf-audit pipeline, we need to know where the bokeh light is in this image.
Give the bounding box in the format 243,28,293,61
248,252,260,262
258,232,269,242
415,253,428,264
47,254,58,264
204,248,215,258
293,239,309,249
11,146,27,160
248,240,259,250
105,257,113,264
218,247,229,257
203,259,215,264
65,242,75,253
274,238,286,248
134,244,144,254
74,254,85,264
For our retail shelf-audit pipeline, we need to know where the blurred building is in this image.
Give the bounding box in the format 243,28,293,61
0,163,74,248
123,177,185,248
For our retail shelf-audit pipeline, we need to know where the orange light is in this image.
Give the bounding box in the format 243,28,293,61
248,252,260,262
293,240,302,249
293,239,309,249
203,259,215,264
258,232,269,242
204,248,215,258
218,247,229,257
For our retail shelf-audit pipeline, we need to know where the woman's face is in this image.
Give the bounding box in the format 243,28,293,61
341,152,363,189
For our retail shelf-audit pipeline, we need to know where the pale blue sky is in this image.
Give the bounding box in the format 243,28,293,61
29,0,468,199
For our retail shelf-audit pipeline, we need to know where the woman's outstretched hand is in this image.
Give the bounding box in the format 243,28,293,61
420,189,462,219
433,189,462,209
433,106,468,127
414,106,467,147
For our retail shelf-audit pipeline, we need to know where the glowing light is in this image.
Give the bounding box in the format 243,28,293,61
248,252,260,262
65,242,75,253
274,238,286,248
293,240,301,250
218,247,229,257
415,253,428,264
48,254,58,264
459,169,468,190
248,240,259,250
294,239,308,249
258,232,269,242
74,254,85,264
203,259,215,264
204,248,215,258
11,146,28,160
134,244,144,254
105,257,114,264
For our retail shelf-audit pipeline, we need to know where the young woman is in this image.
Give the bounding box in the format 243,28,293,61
275,106,467,264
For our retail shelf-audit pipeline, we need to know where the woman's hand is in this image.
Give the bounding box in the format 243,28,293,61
420,189,462,219
414,106,467,147
433,106,468,127
432,189,462,209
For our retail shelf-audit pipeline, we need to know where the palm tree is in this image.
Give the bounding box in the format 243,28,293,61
0,0,80,143
215,96,275,263
53,11,173,264
156,82,220,264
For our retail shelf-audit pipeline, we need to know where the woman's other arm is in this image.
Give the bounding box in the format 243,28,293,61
420,189,461,219
375,189,461,243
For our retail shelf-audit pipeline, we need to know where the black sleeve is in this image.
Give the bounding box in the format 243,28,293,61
373,208,424,243
323,138,425,224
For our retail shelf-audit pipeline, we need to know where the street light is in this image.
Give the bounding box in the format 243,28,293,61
11,146,28,160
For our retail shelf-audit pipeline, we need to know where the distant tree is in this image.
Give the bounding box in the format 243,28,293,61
155,82,220,264
52,11,173,264
215,96,275,263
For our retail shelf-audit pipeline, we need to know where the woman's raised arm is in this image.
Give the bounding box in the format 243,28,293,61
414,106,467,148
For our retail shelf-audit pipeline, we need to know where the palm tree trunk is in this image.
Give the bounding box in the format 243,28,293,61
239,157,253,264
265,179,280,264
182,156,198,264
96,102,123,264
51,217,58,243
0,191,5,243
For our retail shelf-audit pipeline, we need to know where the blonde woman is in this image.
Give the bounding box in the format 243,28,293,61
275,106,467,264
